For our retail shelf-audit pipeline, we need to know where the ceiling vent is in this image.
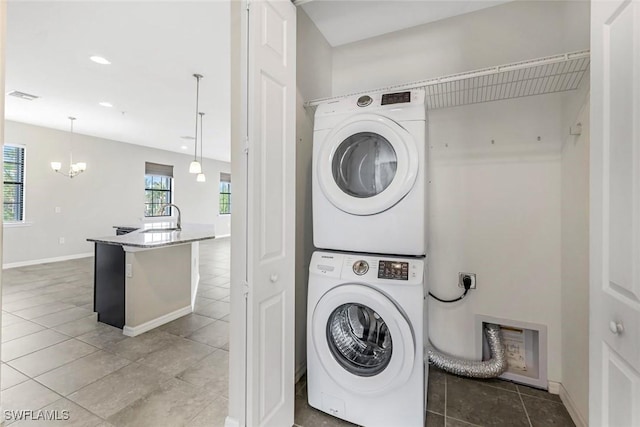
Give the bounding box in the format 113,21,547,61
7,90,39,101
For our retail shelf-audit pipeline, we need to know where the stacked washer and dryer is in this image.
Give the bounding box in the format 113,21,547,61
307,89,429,427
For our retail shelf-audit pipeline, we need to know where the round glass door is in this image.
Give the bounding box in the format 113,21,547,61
331,132,397,198
317,114,419,216
326,303,392,377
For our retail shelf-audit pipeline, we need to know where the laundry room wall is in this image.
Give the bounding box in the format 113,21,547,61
295,8,332,378
329,0,590,387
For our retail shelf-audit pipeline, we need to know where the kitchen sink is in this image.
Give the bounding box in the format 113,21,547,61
140,228,179,233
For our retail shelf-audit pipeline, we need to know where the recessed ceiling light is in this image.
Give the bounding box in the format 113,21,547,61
99,102,113,108
90,56,111,65
181,145,188,150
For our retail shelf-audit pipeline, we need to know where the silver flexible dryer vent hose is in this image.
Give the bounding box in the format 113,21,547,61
427,324,507,378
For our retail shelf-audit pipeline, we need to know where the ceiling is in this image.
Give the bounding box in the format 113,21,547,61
300,0,510,47
4,1,509,162
5,1,231,162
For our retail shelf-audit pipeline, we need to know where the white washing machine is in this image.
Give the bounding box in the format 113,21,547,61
307,250,427,427
312,89,428,256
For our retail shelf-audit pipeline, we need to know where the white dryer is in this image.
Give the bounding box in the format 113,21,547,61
312,89,428,256
307,250,427,427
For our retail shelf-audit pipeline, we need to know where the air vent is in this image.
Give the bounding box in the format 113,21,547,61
7,90,39,101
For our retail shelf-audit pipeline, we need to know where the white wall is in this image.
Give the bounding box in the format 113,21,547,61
295,8,332,377
331,1,590,95
560,93,589,424
3,120,230,266
330,1,590,384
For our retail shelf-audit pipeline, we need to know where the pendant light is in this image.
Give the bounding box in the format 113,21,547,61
196,112,206,182
50,117,87,178
189,73,203,174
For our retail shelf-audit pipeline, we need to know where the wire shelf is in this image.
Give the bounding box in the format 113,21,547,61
305,50,590,110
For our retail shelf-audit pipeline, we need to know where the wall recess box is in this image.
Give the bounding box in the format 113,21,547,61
476,314,548,390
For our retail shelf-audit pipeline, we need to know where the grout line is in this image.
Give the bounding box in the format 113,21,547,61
517,385,534,427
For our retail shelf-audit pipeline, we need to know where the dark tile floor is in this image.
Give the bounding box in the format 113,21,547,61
294,368,575,427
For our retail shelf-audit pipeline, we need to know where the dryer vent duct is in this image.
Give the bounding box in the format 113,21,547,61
427,324,507,379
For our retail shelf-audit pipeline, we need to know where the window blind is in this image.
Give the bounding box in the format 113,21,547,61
145,162,174,177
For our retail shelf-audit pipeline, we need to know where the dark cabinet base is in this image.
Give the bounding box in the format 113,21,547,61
94,243,125,329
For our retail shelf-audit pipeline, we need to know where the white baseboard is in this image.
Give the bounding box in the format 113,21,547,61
295,363,307,383
123,305,192,337
3,252,93,269
224,416,241,427
548,380,561,395
559,383,588,427
216,234,231,239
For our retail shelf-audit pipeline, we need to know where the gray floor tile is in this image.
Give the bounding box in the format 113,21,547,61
107,378,216,427
68,363,171,419
1,364,30,390
2,329,70,362
447,376,529,426
76,325,129,349
159,313,215,337
187,396,228,427
136,338,215,376
200,287,230,301
9,339,98,378
3,312,25,327
426,411,445,427
294,395,357,427
2,380,62,413
178,349,229,397
32,307,94,328
446,417,483,426
187,320,229,348
3,295,58,313
517,384,563,403
52,314,104,337
105,329,181,361
2,320,46,343
35,350,131,396
12,302,76,321
522,395,575,427
427,367,446,415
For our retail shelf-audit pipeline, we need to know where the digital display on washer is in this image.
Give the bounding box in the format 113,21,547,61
378,260,409,280
381,91,411,105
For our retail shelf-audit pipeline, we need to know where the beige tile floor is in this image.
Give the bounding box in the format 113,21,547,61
1,238,230,427
2,237,573,427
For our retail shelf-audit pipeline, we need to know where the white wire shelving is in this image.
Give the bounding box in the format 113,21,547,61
304,50,590,110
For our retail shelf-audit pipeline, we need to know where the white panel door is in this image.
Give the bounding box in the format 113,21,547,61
590,1,640,425
246,0,296,426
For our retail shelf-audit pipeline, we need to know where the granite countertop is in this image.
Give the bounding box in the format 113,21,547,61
88,222,215,249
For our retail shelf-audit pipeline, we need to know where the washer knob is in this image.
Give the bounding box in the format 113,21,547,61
353,260,369,275
357,95,373,107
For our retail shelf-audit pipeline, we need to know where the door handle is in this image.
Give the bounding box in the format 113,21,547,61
270,273,279,283
609,320,624,335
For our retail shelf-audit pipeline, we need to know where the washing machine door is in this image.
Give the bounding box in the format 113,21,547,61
312,284,415,395
317,114,420,216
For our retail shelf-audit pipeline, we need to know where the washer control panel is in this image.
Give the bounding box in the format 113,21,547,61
378,260,409,280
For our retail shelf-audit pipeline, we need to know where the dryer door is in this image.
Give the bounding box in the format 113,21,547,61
311,284,415,395
317,114,420,216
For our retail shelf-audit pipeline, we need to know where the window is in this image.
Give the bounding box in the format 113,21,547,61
3,145,25,222
219,173,231,215
144,162,174,217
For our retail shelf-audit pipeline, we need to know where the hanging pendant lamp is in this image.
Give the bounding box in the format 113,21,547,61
50,117,87,178
196,112,206,182
189,74,203,174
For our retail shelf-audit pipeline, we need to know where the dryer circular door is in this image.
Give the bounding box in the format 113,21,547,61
317,114,420,216
311,284,415,395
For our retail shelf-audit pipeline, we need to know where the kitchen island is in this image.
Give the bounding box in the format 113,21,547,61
87,223,215,336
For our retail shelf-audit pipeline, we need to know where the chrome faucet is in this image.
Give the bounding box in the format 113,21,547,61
162,204,182,230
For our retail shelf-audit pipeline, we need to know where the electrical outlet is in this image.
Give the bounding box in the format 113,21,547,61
58,237,65,245
458,272,476,289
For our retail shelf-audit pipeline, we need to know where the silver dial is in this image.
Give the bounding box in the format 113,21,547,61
352,260,369,275
357,95,373,107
